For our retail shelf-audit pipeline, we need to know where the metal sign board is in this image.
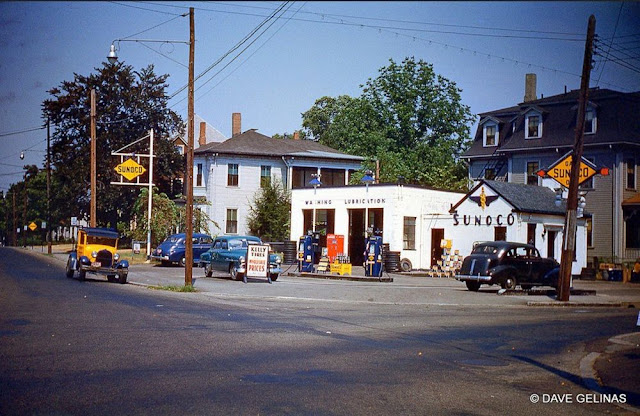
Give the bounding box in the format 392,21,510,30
114,158,146,181
29,222,37,231
545,152,597,188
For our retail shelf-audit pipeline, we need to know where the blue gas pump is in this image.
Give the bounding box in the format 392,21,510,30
298,234,318,272
364,236,384,277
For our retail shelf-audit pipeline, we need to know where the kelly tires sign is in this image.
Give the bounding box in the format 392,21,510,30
245,244,272,283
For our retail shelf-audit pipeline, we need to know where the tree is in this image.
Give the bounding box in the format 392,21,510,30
247,179,291,241
41,62,184,229
301,57,474,190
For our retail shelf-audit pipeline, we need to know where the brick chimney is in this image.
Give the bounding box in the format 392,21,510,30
198,122,206,147
232,113,241,137
293,131,300,140
524,73,537,102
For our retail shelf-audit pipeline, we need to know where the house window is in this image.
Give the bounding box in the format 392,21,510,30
525,114,542,139
292,167,318,189
584,107,596,134
227,164,239,187
494,227,507,241
176,144,184,155
226,209,238,234
626,158,636,190
403,217,416,250
321,168,346,186
196,163,203,187
527,161,540,186
626,211,640,249
484,168,496,180
483,124,498,147
260,165,271,188
586,218,593,248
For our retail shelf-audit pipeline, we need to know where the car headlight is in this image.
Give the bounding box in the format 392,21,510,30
114,253,120,261
91,251,98,258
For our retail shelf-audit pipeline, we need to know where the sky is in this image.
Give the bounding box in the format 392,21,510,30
1,1,639,193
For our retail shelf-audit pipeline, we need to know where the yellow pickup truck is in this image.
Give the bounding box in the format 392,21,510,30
65,227,129,283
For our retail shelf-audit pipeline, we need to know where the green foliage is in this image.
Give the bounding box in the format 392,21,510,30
130,187,178,246
247,179,291,241
301,57,474,191
41,62,184,228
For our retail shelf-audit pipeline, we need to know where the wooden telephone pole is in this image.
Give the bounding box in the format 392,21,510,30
90,89,97,227
557,15,596,302
184,7,195,286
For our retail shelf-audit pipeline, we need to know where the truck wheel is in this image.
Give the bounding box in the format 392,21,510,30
65,258,74,278
119,272,128,284
78,270,86,281
465,281,480,291
230,264,240,281
205,263,213,277
502,276,517,290
270,273,279,282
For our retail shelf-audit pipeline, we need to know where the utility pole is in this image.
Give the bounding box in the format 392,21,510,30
185,7,195,286
12,191,16,246
90,88,97,227
22,171,27,247
557,15,596,302
46,118,51,254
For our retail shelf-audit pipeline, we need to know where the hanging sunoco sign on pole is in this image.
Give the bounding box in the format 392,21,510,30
111,129,155,259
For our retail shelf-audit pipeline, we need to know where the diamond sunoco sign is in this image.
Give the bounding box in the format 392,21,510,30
114,158,146,181
539,152,597,188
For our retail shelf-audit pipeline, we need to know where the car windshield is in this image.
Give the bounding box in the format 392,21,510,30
227,238,261,249
472,244,500,255
87,236,117,246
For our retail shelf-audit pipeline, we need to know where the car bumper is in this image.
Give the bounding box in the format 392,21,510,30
150,255,170,262
456,274,492,282
79,263,128,277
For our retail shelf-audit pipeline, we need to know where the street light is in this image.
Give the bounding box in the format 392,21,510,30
107,7,196,286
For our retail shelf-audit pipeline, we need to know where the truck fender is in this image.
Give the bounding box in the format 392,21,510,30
79,256,91,266
68,252,79,270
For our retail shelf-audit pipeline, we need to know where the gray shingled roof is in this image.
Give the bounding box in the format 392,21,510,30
452,180,568,215
194,129,364,161
464,88,640,159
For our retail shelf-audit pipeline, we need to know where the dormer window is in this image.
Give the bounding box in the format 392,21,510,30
483,123,498,147
584,107,596,134
525,112,542,139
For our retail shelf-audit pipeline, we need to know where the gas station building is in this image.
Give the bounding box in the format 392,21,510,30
290,180,588,275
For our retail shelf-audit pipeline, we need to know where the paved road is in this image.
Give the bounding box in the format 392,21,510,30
1,247,639,415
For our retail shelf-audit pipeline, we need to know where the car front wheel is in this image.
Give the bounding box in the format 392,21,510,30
502,276,517,290
65,258,74,278
229,264,240,281
465,280,480,291
270,273,279,282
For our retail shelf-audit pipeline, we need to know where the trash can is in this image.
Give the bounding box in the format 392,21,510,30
608,269,622,281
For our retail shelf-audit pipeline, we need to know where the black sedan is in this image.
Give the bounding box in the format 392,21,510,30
456,241,559,291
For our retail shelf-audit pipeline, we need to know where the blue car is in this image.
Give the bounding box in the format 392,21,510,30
199,235,282,281
151,233,213,266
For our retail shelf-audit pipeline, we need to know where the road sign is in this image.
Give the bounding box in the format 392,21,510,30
544,152,597,188
114,158,146,181
29,222,37,231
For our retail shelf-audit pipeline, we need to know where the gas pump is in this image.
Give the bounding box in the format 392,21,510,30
297,233,319,272
364,236,384,277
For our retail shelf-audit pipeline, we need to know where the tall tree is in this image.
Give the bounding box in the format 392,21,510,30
301,57,474,190
247,179,291,242
42,62,184,228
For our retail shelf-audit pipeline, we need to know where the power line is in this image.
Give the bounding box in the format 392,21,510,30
0,126,45,138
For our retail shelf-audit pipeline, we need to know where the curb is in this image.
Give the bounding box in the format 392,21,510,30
285,272,394,282
580,332,640,413
527,301,639,308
